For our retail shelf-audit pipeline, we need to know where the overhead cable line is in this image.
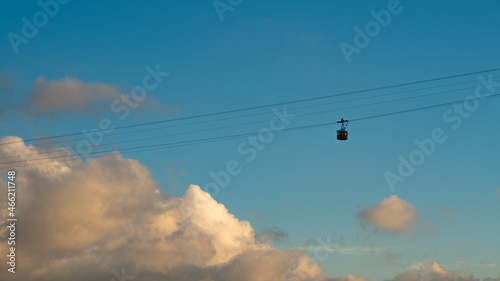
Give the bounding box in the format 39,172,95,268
1,67,498,147
1,93,498,169
0,83,487,161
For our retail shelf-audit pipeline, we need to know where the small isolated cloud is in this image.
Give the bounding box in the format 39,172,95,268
0,136,360,281
390,260,500,281
358,195,417,235
299,245,381,256
24,76,175,119
256,226,288,244
246,211,265,221
28,76,122,117
385,252,402,261
439,205,450,216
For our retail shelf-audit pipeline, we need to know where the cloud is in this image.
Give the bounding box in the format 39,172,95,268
28,76,122,116
328,275,369,281
385,252,402,261
294,245,385,256
246,211,265,221
0,136,361,281
439,205,450,216
357,195,418,235
24,76,175,119
2,137,497,281
256,226,289,244
390,260,500,281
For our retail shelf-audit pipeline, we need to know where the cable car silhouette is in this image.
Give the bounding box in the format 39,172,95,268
336,118,349,141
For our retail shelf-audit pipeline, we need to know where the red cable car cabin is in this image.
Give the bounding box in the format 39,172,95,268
337,129,348,140
336,118,348,141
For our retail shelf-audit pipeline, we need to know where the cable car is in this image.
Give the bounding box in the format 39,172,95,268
336,118,348,141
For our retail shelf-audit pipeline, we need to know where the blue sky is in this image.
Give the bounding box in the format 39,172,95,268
1,1,500,280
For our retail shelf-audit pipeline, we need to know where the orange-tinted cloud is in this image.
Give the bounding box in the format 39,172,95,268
328,274,369,281
358,195,417,234
24,77,175,119
390,260,500,281
29,77,122,116
0,136,363,281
